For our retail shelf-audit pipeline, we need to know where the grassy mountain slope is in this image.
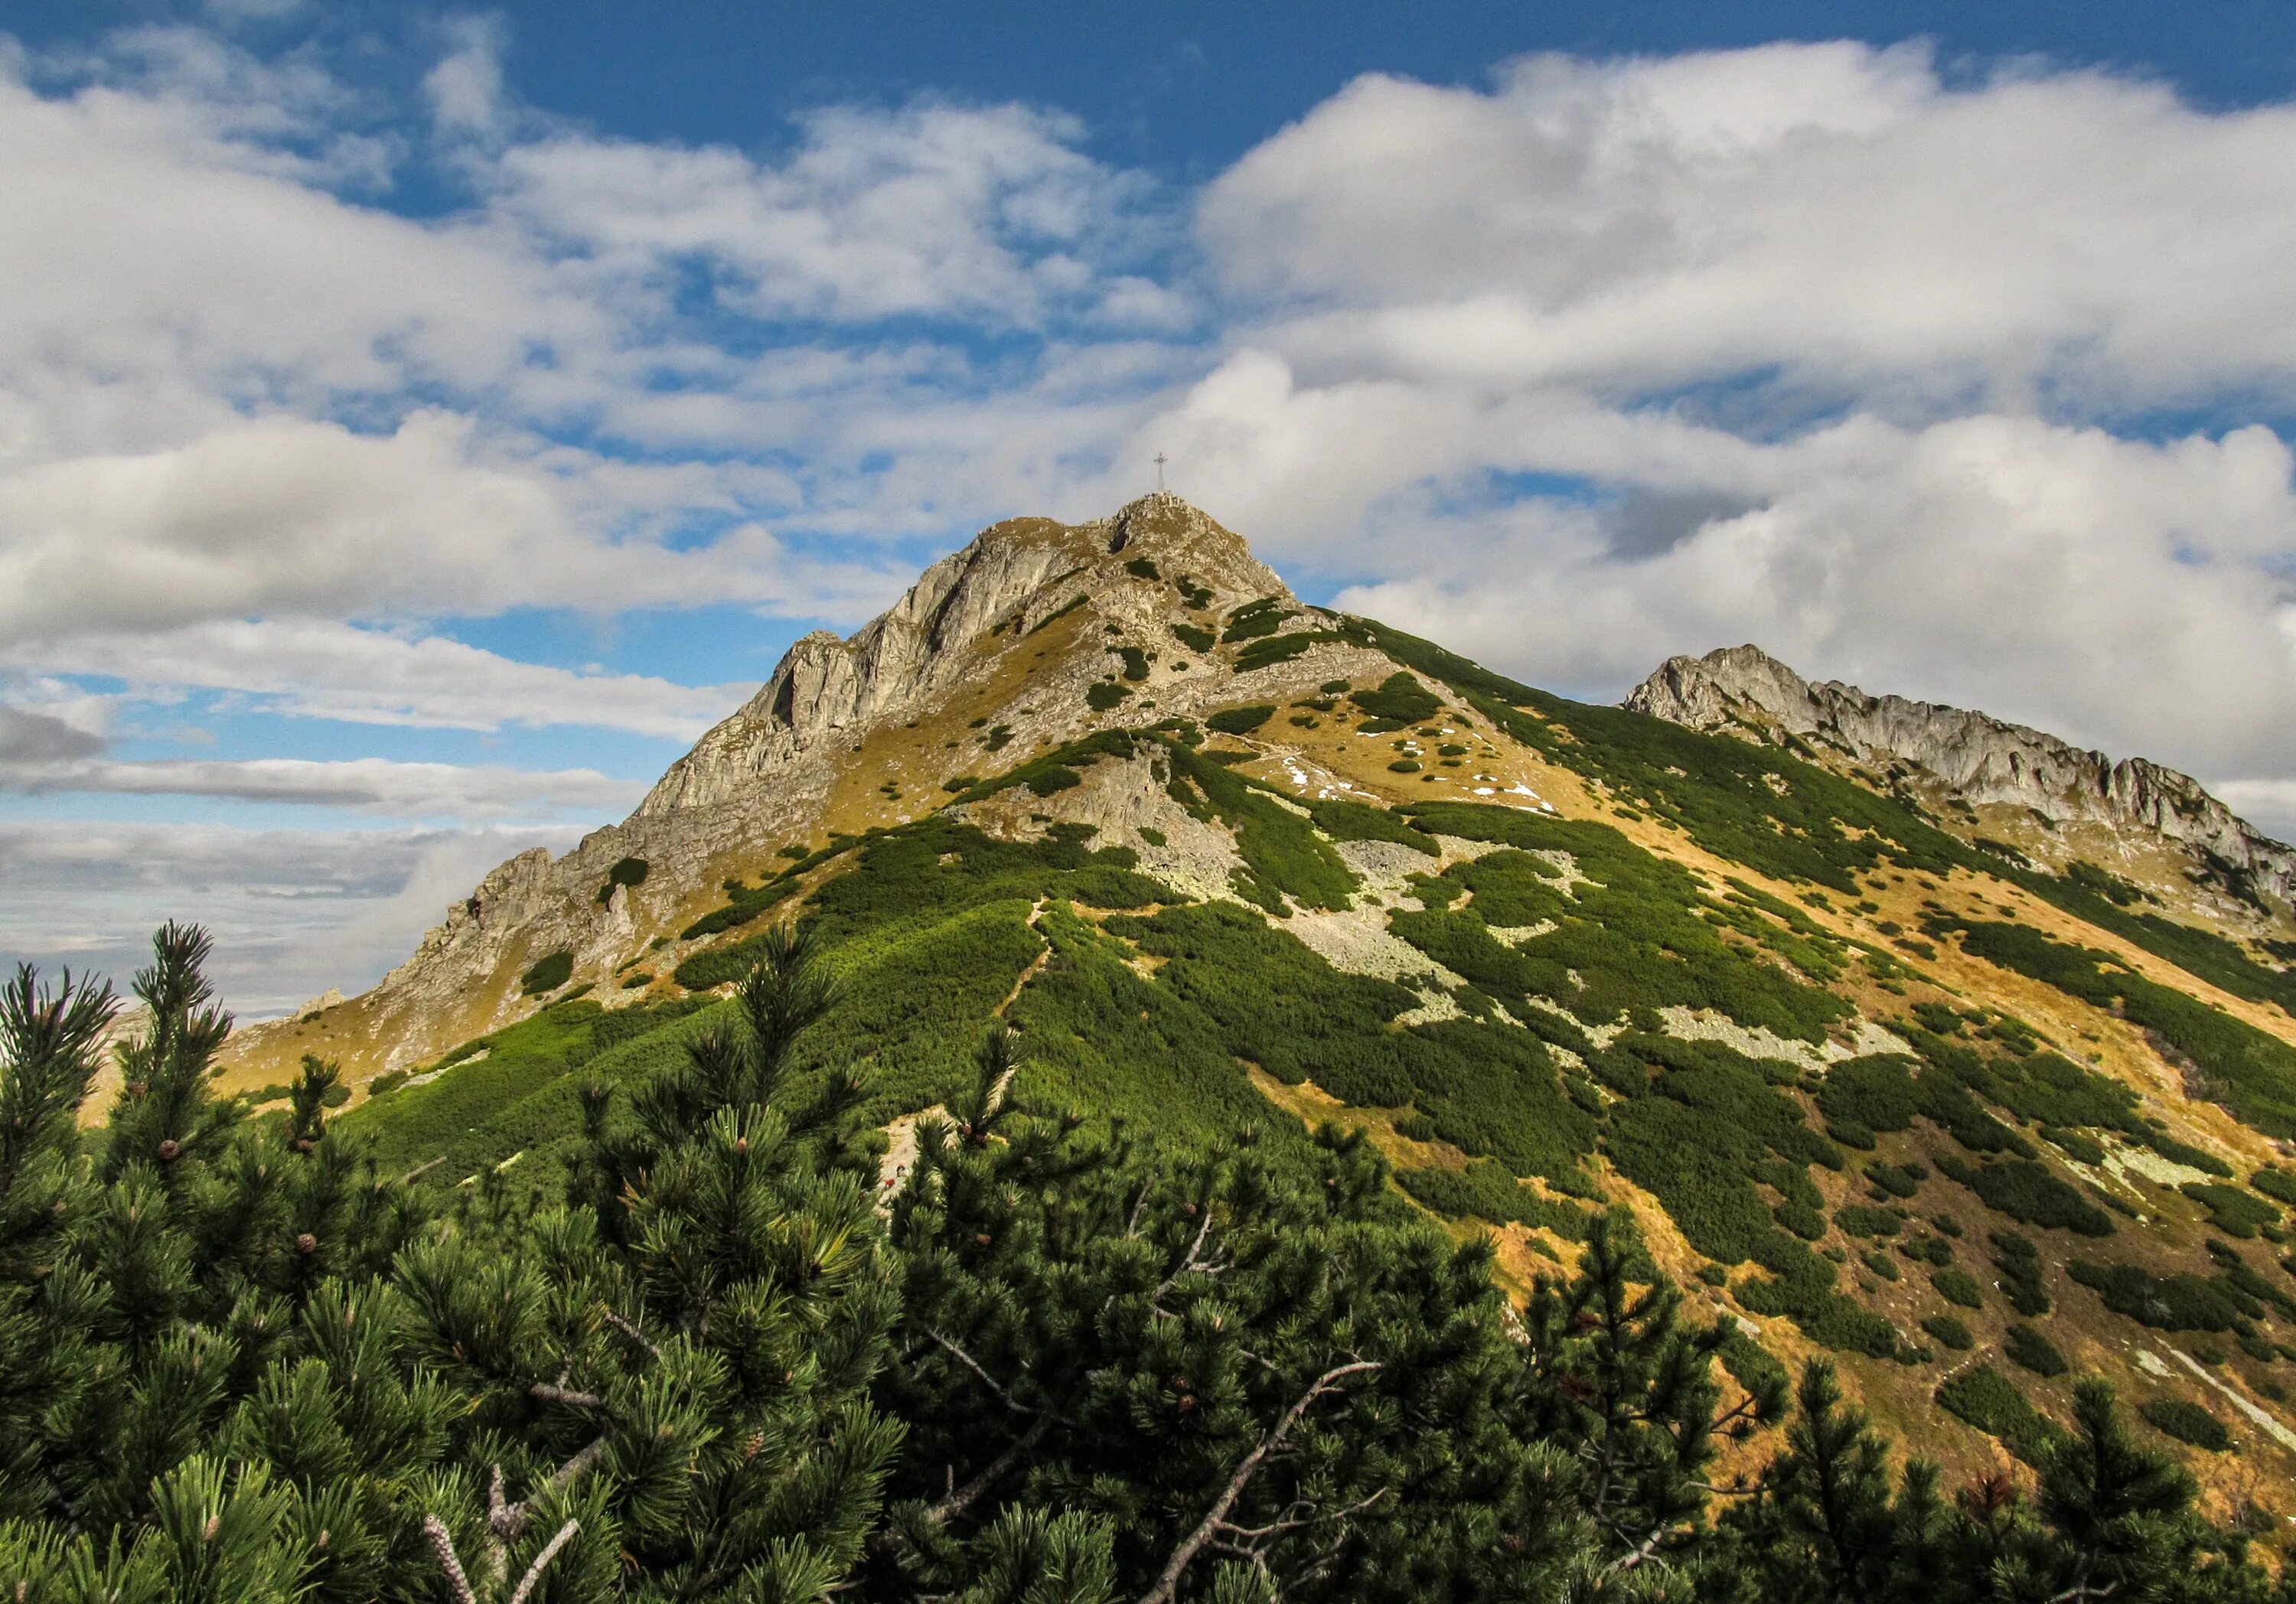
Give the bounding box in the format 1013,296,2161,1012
274,499,2296,1511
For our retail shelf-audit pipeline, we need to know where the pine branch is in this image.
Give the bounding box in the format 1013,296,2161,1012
2047,1576,2117,1603
548,1434,613,1495
1235,1348,1287,1380
507,1519,580,1604
602,1308,662,1362
1606,1520,1691,1575
465,1439,612,1587
925,1327,1043,1419
530,1374,607,1408
422,1514,478,1604
1149,1208,1227,1318
927,1413,1053,1527
1217,1486,1389,1544
1138,1359,1382,1604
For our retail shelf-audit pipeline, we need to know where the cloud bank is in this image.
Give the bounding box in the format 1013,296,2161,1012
0,753,642,817
0,821,587,1017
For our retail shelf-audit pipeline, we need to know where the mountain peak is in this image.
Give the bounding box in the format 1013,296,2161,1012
1103,490,1249,554
638,498,1284,818
957,494,1267,578
239,497,1342,1074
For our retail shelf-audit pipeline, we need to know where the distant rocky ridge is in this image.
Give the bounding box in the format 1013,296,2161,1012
1626,644,2296,910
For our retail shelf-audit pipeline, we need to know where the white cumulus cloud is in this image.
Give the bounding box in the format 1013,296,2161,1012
10,25,2296,1002
5,618,746,738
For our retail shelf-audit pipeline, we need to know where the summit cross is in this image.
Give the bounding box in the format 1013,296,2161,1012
1154,452,1168,492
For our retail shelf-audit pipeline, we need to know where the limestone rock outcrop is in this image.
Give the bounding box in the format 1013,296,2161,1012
1626,644,2296,908
641,498,1280,817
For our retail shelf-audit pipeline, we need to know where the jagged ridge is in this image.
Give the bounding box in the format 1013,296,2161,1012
1626,644,2296,910
641,497,1282,815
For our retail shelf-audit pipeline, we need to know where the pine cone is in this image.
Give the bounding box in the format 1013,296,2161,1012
156,1139,181,1162
295,1233,318,1254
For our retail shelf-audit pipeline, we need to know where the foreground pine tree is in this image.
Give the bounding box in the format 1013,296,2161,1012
0,925,902,1602
1509,1211,1789,1591
1,922,2289,1602
871,1059,1527,1601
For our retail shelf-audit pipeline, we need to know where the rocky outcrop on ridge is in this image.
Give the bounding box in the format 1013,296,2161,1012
1626,644,2296,909
640,497,1280,817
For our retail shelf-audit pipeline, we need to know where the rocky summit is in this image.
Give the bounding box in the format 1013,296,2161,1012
211,497,2296,1507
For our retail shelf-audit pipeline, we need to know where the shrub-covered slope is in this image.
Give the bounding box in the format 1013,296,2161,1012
249,499,2296,1501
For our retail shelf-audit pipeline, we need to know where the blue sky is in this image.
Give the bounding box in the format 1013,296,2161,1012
6,1,2296,1011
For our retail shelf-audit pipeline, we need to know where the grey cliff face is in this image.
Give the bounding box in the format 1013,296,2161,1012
1625,644,2296,908
638,497,1282,818
637,520,1080,816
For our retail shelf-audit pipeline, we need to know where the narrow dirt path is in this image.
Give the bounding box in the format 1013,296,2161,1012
878,900,1050,1208
994,898,1054,1018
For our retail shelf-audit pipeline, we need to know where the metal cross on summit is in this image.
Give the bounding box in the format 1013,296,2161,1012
1153,452,1168,493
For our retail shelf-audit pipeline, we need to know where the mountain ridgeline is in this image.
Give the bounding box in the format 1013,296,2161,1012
18,495,2296,1599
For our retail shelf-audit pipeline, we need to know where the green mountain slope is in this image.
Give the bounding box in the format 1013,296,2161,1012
285,499,2296,1508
